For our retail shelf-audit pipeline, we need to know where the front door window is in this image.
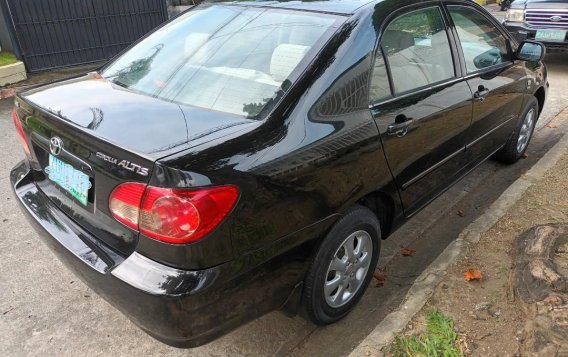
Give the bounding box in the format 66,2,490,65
448,6,512,73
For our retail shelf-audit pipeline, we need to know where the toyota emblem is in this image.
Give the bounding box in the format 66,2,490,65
50,137,64,156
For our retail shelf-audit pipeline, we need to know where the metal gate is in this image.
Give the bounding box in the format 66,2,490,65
5,0,167,72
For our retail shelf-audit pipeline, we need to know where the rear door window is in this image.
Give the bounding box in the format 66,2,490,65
375,7,455,95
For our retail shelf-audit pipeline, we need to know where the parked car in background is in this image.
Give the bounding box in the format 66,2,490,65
11,0,547,348
503,0,568,49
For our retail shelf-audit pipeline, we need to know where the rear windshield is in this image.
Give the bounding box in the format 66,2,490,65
102,5,341,119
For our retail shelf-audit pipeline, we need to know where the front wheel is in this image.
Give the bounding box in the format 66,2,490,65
494,97,539,164
302,205,381,325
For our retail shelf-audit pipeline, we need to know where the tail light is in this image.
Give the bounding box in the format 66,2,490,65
11,109,31,157
109,183,239,244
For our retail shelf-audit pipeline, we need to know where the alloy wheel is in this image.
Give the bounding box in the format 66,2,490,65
517,108,536,154
324,230,373,308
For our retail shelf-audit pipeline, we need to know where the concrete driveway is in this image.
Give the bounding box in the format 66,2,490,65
1,19,568,357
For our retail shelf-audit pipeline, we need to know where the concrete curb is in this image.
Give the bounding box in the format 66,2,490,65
349,130,568,356
0,61,27,88
0,61,28,99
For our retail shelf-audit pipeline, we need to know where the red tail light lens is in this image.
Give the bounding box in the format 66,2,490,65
11,109,31,157
109,183,239,244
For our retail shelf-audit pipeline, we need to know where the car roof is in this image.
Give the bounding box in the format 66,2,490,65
212,0,378,15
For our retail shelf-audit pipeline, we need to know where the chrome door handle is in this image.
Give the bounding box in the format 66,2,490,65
387,118,414,137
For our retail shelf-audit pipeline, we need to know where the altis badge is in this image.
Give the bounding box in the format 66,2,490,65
96,152,149,176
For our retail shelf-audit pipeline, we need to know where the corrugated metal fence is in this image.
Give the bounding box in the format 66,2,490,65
5,0,167,72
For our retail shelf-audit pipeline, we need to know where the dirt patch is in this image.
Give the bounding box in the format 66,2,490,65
391,146,568,356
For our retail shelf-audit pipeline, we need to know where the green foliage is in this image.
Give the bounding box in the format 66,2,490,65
390,309,461,357
0,52,18,67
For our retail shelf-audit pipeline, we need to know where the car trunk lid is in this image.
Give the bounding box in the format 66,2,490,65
15,74,190,257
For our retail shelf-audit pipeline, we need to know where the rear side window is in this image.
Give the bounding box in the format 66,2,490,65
448,6,511,73
102,6,340,118
374,7,455,96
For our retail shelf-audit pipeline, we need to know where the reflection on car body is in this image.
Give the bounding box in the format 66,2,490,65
10,0,548,348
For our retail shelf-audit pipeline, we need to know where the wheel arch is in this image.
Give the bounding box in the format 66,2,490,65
357,191,395,240
534,86,545,118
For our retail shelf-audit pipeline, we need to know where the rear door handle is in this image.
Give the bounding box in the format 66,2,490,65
474,85,490,101
387,116,414,137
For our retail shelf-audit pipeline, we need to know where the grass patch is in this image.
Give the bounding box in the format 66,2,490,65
390,309,461,357
0,52,18,67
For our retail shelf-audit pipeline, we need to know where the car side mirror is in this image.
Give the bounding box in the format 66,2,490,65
473,48,502,70
517,41,545,62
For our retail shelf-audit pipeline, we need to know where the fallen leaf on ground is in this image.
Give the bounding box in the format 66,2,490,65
400,247,416,256
373,271,385,287
547,124,559,129
522,153,529,159
457,210,466,217
464,269,483,281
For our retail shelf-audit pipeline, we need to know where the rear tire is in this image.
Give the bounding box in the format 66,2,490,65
494,97,539,164
302,205,381,325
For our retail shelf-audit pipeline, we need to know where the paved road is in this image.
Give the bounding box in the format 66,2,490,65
1,14,568,357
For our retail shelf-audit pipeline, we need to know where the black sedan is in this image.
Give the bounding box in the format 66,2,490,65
10,0,547,348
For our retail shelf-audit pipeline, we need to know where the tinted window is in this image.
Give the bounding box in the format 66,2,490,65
448,6,511,73
102,6,339,118
379,7,454,95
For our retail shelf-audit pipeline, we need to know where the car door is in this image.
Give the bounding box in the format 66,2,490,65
369,5,473,215
446,4,528,162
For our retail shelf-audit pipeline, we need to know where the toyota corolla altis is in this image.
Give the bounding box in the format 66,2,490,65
10,0,547,347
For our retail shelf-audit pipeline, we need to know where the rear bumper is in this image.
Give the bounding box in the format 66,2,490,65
10,161,294,347
503,22,568,49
